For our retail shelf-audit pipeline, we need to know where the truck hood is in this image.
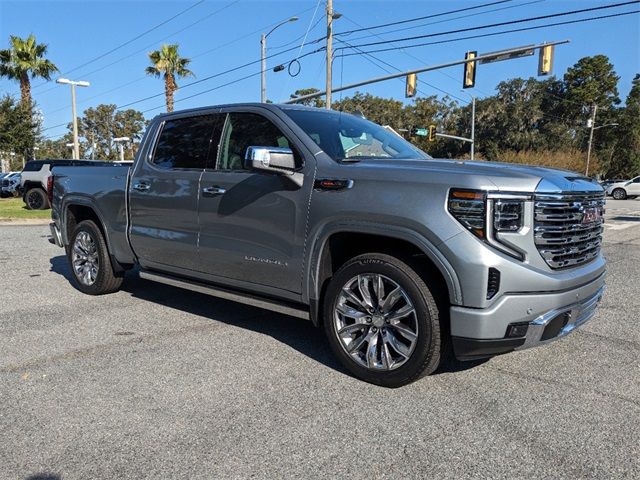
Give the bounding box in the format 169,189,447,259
353,158,603,194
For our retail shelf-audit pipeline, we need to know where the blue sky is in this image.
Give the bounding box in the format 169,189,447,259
0,0,638,140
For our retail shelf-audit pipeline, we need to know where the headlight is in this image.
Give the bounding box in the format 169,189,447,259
493,200,523,232
447,189,486,239
449,189,529,260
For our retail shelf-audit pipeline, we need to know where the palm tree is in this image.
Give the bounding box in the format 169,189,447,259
145,44,194,113
0,34,59,107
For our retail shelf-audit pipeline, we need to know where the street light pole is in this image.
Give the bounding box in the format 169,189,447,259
326,0,333,109
57,78,90,160
260,16,298,103
113,137,130,162
585,104,597,177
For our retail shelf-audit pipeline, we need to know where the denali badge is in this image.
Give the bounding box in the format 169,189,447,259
581,207,602,224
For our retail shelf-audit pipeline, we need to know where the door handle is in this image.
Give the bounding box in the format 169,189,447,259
202,186,226,197
133,182,150,192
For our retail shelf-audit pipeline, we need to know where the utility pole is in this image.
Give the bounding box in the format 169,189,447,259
260,33,267,103
325,0,333,109
470,96,476,160
56,78,90,160
585,104,597,177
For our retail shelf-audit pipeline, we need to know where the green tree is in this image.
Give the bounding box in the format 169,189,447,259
0,34,58,107
0,95,39,168
564,55,620,111
76,104,146,160
145,44,194,113
289,88,325,108
605,74,640,177
37,136,74,160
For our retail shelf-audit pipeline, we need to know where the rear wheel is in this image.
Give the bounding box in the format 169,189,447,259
612,188,627,200
323,253,443,387
68,220,123,295
24,188,49,210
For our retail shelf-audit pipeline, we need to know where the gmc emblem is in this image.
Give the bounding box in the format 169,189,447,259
581,207,602,224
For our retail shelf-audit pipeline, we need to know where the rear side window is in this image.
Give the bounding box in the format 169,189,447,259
152,115,219,170
22,161,44,172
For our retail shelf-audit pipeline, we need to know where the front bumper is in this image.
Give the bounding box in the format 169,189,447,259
451,273,605,361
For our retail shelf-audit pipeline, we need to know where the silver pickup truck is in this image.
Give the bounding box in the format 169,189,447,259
49,103,606,387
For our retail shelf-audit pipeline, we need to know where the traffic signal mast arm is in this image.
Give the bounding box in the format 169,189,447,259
286,40,569,104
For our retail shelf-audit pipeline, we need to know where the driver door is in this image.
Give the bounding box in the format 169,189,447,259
195,107,314,296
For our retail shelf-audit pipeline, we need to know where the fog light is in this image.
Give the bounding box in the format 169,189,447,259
506,322,529,338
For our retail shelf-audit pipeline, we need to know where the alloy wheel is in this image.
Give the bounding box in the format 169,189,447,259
72,231,99,286
27,190,43,209
333,273,419,371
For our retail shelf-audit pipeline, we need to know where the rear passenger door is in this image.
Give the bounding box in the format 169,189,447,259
196,108,314,296
129,113,221,273
627,176,640,195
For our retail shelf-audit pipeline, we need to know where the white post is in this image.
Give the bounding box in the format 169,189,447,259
470,96,476,160
71,84,79,160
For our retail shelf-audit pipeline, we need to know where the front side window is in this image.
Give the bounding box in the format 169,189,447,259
216,112,293,171
152,115,218,170
283,108,429,162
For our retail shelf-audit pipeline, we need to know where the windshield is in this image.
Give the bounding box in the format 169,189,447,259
282,108,430,162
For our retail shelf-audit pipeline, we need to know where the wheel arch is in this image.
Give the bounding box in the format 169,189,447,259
305,223,462,326
62,196,128,274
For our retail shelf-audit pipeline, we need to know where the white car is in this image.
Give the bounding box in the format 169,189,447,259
606,176,640,200
0,172,21,198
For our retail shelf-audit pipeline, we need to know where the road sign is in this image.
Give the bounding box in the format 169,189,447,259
479,46,535,65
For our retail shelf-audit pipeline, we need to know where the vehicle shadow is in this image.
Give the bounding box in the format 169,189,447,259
49,255,344,375
49,255,486,378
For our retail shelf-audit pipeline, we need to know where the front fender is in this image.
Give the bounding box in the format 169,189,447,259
303,220,463,321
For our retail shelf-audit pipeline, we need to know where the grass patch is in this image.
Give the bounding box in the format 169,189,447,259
0,197,51,220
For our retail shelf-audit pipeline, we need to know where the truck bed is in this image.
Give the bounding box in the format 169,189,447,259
52,163,135,265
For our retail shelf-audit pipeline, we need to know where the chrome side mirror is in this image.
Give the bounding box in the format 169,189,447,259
244,146,303,187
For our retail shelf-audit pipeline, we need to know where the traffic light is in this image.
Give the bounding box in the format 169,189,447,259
463,51,477,89
406,73,417,98
428,125,437,142
538,44,554,76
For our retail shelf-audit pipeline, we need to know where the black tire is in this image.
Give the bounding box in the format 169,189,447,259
24,188,49,210
323,253,443,387
68,220,123,295
612,188,627,200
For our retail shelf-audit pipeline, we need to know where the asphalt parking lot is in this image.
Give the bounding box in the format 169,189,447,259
1,199,639,479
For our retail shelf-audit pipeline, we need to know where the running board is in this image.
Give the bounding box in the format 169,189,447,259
139,270,310,320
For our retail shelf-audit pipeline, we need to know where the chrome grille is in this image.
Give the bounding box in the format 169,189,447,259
534,191,605,269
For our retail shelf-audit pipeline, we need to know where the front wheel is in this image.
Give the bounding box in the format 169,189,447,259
323,253,443,387
68,220,123,295
612,188,627,200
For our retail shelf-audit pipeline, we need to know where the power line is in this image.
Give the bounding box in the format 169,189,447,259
270,15,324,50
337,1,640,50
32,0,207,91
335,0,515,37
342,0,546,44
116,41,324,110
337,10,640,57
42,46,326,136
335,37,468,104
336,17,468,104
39,8,323,117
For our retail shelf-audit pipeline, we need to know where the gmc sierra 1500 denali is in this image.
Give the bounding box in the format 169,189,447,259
49,103,606,387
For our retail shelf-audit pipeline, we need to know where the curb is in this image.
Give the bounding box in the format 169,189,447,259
0,218,51,226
